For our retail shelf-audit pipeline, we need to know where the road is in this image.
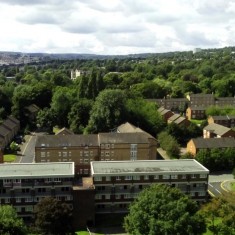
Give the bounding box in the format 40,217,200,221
208,172,234,197
19,135,37,163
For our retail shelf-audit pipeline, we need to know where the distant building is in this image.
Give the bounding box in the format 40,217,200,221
186,106,206,120
187,137,235,156
71,69,86,80
193,48,202,54
208,115,235,128
157,107,174,122
203,123,235,138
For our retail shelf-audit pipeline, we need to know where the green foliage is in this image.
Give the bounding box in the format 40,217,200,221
126,98,165,136
68,99,93,134
200,193,235,235
10,141,20,153
34,197,73,235
124,184,206,235
86,89,127,133
158,131,180,158
3,154,16,162
0,205,27,235
195,148,235,171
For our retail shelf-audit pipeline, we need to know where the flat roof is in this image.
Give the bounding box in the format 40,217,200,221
0,162,74,179
91,160,209,176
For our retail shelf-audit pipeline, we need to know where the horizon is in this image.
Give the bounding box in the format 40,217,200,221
0,0,234,55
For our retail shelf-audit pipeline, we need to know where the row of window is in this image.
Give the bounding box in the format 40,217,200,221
94,174,207,181
1,195,73,204
95,191,206,200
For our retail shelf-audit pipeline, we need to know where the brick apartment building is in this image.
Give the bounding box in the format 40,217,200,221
208,115,235,128
0,162,74,221
35,132,158,175
75,159,209,227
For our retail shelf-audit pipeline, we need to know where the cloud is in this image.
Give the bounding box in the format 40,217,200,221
0,0,234,54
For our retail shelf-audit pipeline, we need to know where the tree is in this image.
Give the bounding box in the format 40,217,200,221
0,205,27,235
200,193,235,235
86,89,127,133
34,197,73,235
124,184,206,235
68,98,93,133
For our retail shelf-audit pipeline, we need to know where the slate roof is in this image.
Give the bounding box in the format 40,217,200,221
98,132,152,144
35,134,99,148
0,125,10,137
2,118,18,131
210,115,235,121
117,122,144,133
168,114,181,122
191,137,235,149
204,123,233,136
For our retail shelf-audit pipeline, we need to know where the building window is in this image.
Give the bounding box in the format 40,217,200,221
124,194,130,199
191,174,197,179
47,152,50,157
54,178,61,182
41,152,45,158
63,152,67,157
105,152,110,156
58,152,61,157
84,169,89,174
133,175,140,180
106,176,111,181
65,196,73,201
125,176,132,180
94,176,102,181
80,151,83,156
154,175,159,179
5,198,10,203
25,197,33,202
181,174,186,179
131,144,137,151
84,158,89,163
200,174,207,178
25,206,33,212
116,176,121,181
198,192,206,196
144,175,149,180
79,158,83,163
171,175,178,179
69,152,71,157
115,195,121,199
106,195,110,199
95,195,102,200
16,198,21,203
162,175,170,179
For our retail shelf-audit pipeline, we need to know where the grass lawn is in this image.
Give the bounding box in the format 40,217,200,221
190,119,206,126
3,154,16,162
230,182,235,191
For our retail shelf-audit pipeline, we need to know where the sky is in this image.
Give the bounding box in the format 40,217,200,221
0,0,235,55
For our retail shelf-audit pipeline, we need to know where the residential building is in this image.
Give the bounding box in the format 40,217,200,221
187,137,235,156
208,115,235,128
215,97,235,107
35,132,157,175
157,107,174,122
186,93,214,107
0,116,20,149
203,123,235,138
24,104,40,121
0,162,74,221
149,98,188,112
186,106,206,120
35,135,99,175
91,160,209,215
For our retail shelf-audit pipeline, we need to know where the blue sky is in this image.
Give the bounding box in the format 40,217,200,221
0,0,234,54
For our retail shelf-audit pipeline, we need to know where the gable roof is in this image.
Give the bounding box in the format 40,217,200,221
0,125,10,137
7,116,20,125
168,113,181,122
56,127,74,135
204,123,233,136
2,118,18,131
191,137,235,149
209,115,235,121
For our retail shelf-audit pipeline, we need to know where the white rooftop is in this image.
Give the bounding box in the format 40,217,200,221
0,162,74,179
91,160,209,175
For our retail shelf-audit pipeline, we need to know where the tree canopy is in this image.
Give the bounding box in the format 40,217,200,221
34,197,73,235
0,205,27,235
124,184,206,235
